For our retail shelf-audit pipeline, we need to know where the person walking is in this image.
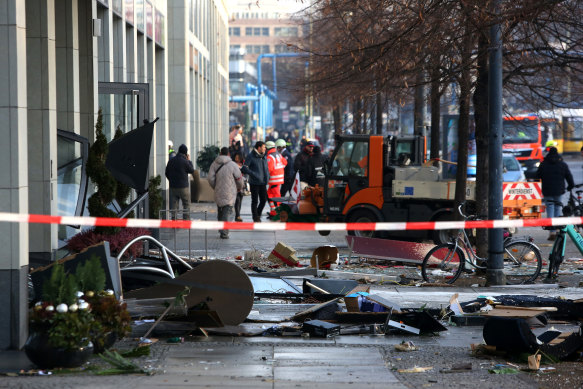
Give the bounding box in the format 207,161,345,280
208,147,244,239
294,141,314,189
536,147,574,240
165,144,195,220
233,151,245,222
277,139,294,197
241,141,269,222
266,141,287,217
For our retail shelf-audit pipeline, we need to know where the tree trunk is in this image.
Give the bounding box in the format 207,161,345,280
333,104,342,135
376,93,383,135
454,28,473,215
473,33,490,260
414,72,425,136
354,98,362,134
430,65,441,161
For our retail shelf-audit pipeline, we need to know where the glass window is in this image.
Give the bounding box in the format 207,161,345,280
503,156,521,171
274,27,282,36
262,27,269,36
253,27,261,36
57,131,89,244
262,45,270,53
330,141,355,176
503,119,539,143
245,27,252,35
564,117,583,140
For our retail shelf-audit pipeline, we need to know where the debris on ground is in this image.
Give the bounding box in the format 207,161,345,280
395,341,419,352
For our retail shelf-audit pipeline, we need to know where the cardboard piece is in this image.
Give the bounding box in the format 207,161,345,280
528,353,541,370
267,242,299,267
344,285,370,312
30,242,122,300
310,245,339,269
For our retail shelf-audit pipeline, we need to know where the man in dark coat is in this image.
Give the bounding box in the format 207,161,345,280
536,147,574,240
241,141,269,222
165,144,195,220
306,145,327,187
294,141,314,187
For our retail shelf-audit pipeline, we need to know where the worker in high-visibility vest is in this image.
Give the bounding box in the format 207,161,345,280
266,141,287,217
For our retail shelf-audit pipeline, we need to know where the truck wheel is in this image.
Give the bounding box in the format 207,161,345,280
318,230,331,236
432,213,456,245
347,209,379,238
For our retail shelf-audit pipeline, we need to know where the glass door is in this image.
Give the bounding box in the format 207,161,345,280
98,82,149,140
97,82,150,217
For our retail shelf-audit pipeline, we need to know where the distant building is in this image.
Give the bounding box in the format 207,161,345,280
226,0,308,134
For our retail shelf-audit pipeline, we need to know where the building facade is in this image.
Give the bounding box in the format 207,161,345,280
0,0,228,350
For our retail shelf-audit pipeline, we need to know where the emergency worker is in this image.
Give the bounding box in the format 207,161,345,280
266,141,287,217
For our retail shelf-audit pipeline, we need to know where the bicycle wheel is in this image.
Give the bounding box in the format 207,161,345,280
503,241,542,284
421,244,465,284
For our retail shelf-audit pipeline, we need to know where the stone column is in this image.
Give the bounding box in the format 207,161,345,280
26,0,58,262
0,0,29,350
55,0,80,134
168,0,190,151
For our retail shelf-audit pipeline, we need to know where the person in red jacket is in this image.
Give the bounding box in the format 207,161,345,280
266,141,287,217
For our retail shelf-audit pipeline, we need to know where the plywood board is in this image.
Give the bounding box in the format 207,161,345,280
124,260,254,325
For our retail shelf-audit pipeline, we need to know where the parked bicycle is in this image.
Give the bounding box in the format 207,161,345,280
561,183,583,221
421,203,543,285
546,209,583,280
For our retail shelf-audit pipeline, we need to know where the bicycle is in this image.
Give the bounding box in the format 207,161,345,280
561,184,583,225
421,203,543,285
546,214,583,281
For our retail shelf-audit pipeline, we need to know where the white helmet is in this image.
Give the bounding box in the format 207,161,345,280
275,139,286,148
168,140,174,148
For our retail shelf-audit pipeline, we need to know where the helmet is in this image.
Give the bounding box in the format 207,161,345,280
265,141,275,149
168,140,174,148
275,139,286,148
545,140,558,148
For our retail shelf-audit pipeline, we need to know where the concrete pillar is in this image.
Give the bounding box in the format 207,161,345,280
77,0,97,142
55,0,80,134
97,6,113,83
168,0,190,152
156,45,168,189
26,0,58,261
0,0,29,350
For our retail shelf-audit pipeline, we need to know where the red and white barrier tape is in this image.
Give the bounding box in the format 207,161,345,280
0,212,581,231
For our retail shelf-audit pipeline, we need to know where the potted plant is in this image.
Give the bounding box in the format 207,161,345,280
26,263,95,369
75,256,131,354
26,256,132,368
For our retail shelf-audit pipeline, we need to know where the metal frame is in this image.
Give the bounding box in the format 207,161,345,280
98,82,150,125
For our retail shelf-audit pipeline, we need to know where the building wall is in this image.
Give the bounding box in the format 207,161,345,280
168,0,229,169
0,0,229,350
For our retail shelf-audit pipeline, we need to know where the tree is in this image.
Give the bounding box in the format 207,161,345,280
296,0,583,254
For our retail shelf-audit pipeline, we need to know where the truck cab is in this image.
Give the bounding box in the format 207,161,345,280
323,134,444,241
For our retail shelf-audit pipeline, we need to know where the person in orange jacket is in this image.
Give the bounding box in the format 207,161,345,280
266,141,287,217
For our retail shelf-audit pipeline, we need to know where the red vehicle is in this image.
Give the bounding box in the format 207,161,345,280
502,115,544,179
